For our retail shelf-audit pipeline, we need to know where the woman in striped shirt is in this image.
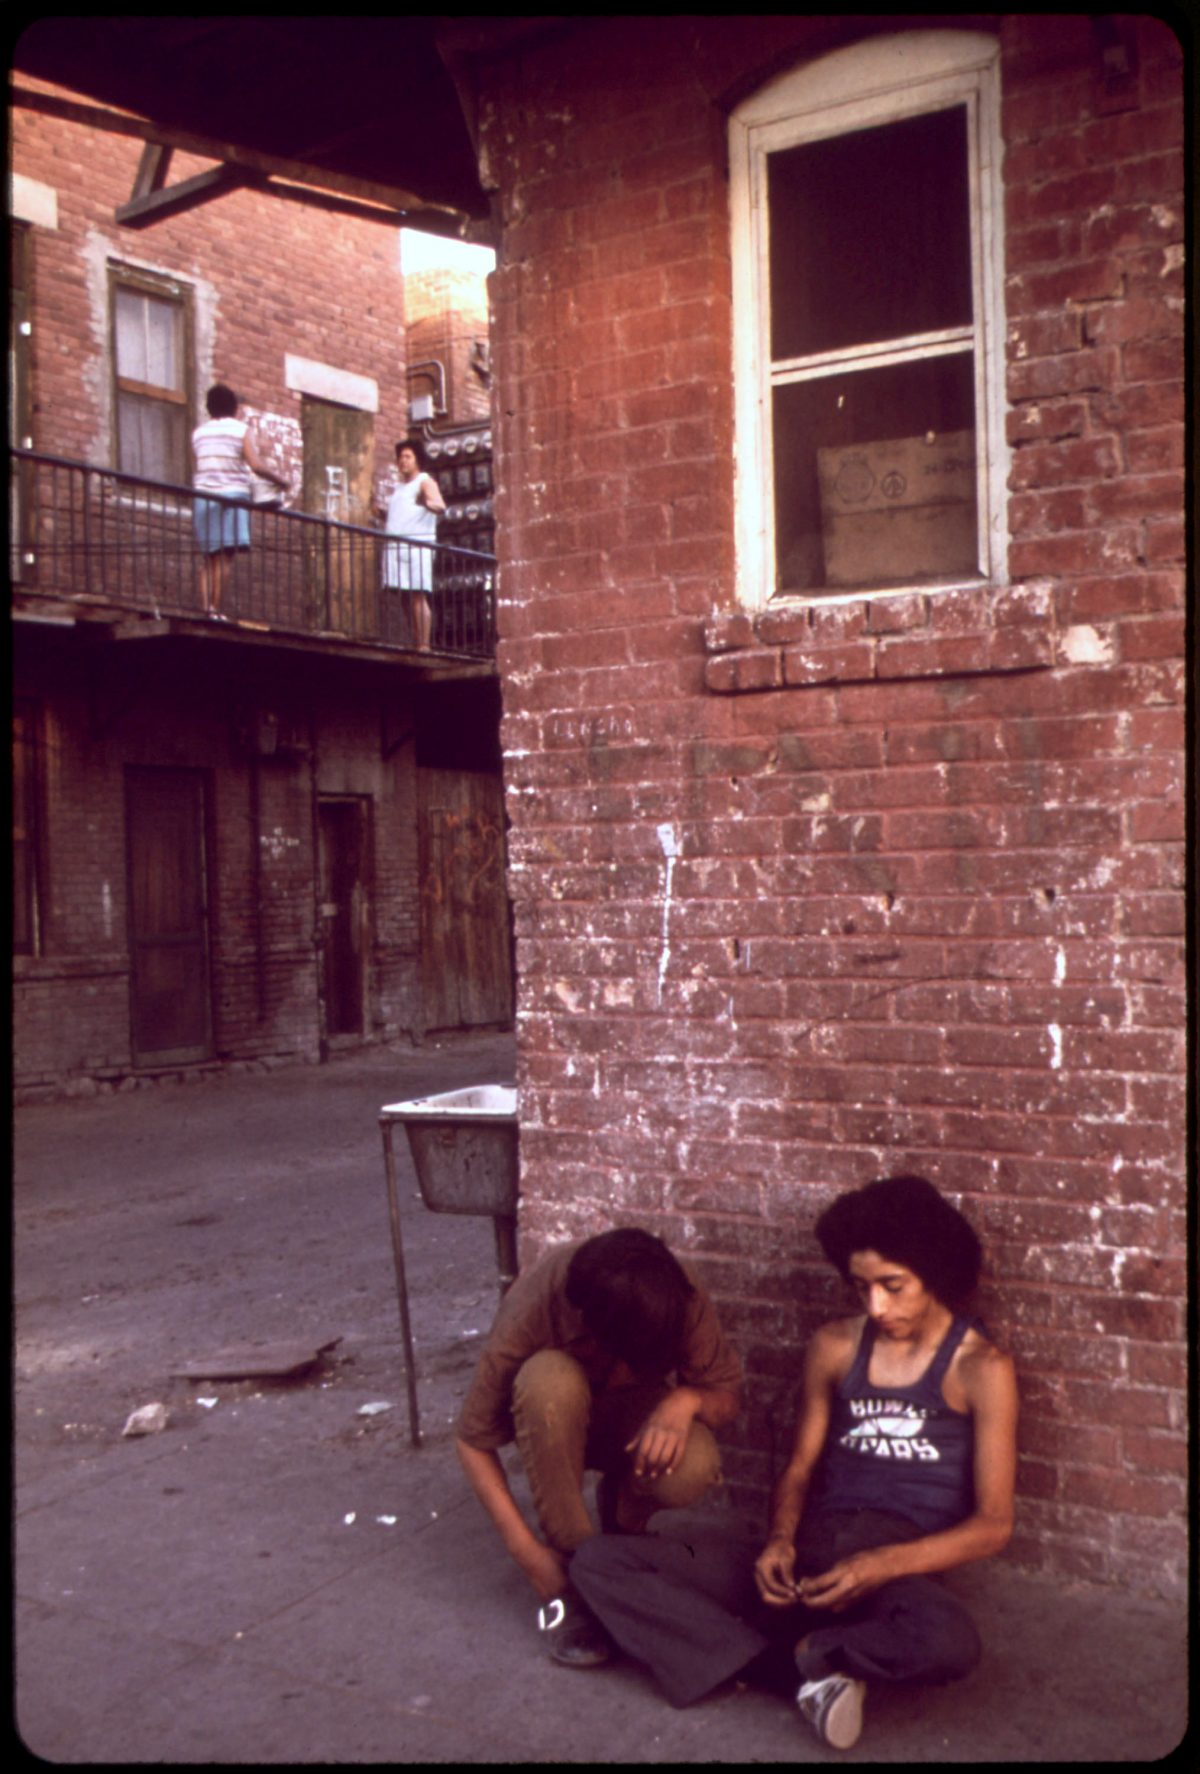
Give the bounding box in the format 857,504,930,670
192,384,288,619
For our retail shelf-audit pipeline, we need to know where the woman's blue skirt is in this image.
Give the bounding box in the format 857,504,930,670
194,496,251,554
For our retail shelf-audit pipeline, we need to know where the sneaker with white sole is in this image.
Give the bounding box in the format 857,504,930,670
796,1672,867,1750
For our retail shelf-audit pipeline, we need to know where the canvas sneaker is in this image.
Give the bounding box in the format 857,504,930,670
796,1672,867,1750
537,1589,614,1668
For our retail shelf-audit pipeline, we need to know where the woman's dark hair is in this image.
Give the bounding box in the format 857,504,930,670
395,436,428,469
206,384,239,419
566,1228,694,1378
814,1175,983,1310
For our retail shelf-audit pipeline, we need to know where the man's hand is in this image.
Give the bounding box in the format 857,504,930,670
519,1540,569,1604
754,1535,799,1606
794,1548,894,1613
625,1388,699,1479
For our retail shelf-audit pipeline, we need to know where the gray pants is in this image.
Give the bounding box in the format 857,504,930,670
569,1508,982,1709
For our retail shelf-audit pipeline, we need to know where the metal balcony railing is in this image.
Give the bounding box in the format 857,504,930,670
9,449,497,660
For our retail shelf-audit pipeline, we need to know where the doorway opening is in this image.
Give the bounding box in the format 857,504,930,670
125,766,213,1066
317,795,371,1041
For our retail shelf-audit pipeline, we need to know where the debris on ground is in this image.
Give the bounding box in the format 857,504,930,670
169,1336,342,1381
122,1403,169,1437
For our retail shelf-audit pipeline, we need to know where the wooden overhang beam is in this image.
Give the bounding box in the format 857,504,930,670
119,141,249,229
117,162,252,228
10,80,473,239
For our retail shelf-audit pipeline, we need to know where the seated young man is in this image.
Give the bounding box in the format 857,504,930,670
455,1227,742,1667
570,1175,1018,1751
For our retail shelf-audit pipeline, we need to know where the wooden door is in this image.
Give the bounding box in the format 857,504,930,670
300,397,375,634
419,768,513,1032
126,767,213,1065
318,797,369,1039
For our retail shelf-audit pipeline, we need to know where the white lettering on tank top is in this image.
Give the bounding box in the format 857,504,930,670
840,1398,940,1462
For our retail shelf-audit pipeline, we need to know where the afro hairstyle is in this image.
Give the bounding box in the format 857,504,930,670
814,1174,983,1311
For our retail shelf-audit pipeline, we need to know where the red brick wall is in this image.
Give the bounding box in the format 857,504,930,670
478,15,1186,1596
11,87,430,1092
13,636,423,1094
405,266,492,425
12,80,410,499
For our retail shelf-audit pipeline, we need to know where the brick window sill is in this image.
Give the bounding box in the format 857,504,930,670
704,584,1057,694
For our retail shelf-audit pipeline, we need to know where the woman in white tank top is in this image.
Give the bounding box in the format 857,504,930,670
381,437,446,648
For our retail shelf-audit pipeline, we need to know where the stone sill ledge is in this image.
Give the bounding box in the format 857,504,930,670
704,583,1058,694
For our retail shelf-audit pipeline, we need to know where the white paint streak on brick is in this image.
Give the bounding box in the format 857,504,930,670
655,823,680,1004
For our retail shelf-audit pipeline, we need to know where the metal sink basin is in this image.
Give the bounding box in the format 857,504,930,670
378,1082,519,1446
382,1085,518,1216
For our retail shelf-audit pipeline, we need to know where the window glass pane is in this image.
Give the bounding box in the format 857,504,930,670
114,285,149,383
772,352,977,593
12,220,30,294
768,105,972,360
118,391,186,482
143,296,181,391
114,286,182,392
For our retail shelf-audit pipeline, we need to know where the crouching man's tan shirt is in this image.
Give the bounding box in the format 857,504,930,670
457,1240,743,1451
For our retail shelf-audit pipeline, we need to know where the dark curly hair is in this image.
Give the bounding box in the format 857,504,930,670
205,383,239,419
814,1175,983,1311
395,436,429,469
566,1228,694,1379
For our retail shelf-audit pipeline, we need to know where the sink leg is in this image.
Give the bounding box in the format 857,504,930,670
493,1214,518,1294
381,1121,421,1446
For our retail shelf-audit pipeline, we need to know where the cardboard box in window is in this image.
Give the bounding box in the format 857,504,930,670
817,430,977,587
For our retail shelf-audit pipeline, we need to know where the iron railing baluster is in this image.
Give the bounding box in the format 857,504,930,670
9,448,495,661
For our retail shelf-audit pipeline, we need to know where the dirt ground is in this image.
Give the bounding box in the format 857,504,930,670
12,1036,1190,1764
14,1039,512,1448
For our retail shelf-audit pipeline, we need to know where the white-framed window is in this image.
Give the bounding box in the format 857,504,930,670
109,264,193,485
729,30,1008,605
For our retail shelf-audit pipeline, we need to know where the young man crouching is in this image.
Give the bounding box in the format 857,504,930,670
570,1175,1018,1752
455,1227,742,1666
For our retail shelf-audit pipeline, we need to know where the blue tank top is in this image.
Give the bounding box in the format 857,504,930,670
810,1315,976,1534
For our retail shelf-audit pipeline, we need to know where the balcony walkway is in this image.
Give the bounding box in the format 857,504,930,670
10,450,497,672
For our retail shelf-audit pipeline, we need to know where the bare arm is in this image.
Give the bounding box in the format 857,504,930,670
626,1382,741,1480
797,1343,1019,1612
243,426,289,490
455,1438,566,1602
754,1326,843,1604
419,472,446,513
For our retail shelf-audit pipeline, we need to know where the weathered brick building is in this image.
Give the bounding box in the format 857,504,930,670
12,16,1189,1603
11,82,508,1098
405,261,493,428
466,15,1188,1599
